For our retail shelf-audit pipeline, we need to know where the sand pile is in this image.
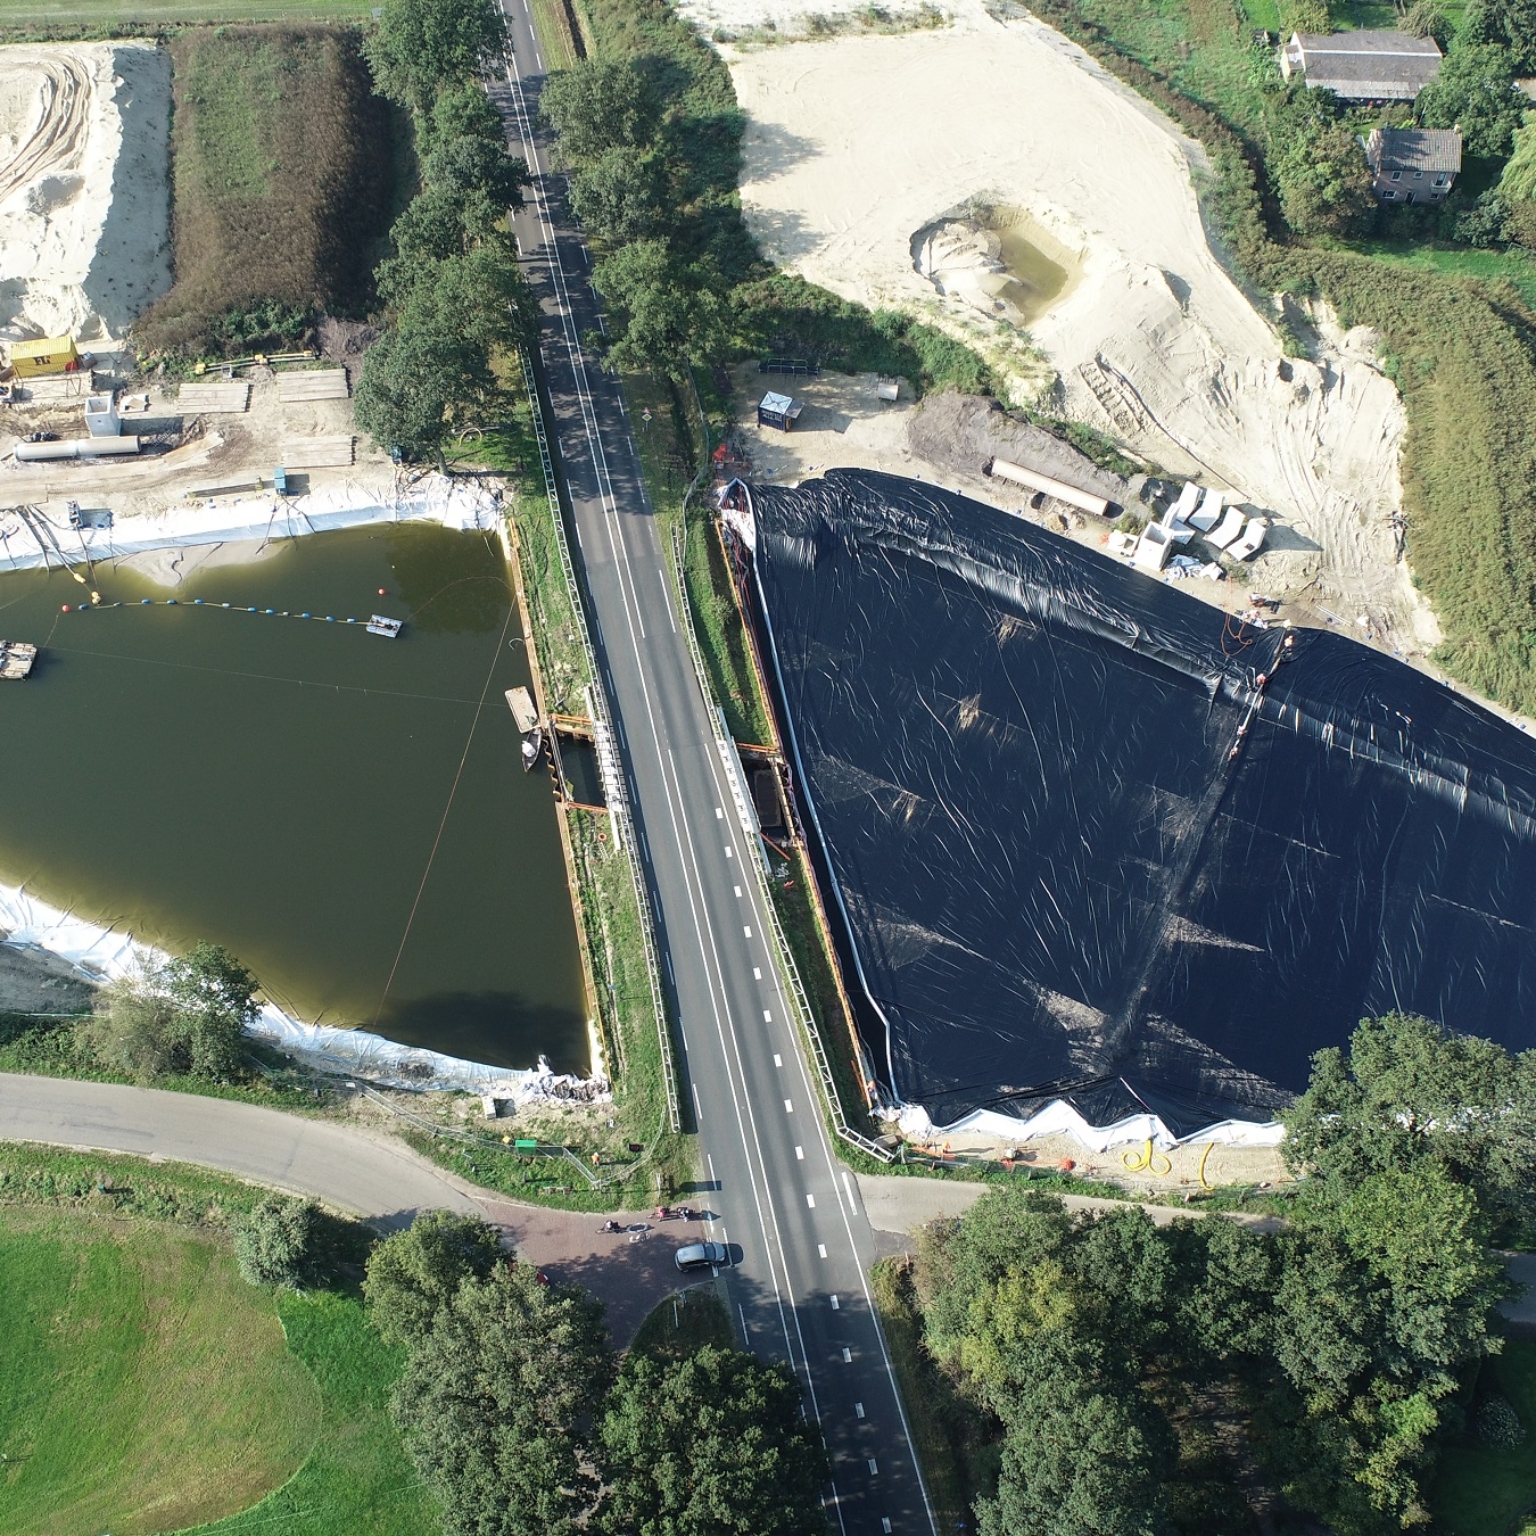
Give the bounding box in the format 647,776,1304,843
722,0,1438,653
0,42,171,346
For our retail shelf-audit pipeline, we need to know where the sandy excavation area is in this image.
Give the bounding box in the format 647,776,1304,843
0,41,171,346
718,0,1439,660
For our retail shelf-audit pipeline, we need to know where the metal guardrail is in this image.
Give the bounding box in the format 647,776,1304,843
517,347,681,1137
669,523,893,1165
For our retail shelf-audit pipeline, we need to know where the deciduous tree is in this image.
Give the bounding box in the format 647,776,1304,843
1282,1012,1536,1237
1418,42,1525,156
364,1210,505,1346
365,0,508,116
599,1346,828,1535
538,60,659,167
392,1264,612,1536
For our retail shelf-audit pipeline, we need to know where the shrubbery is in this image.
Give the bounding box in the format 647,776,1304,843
90,942,259,1083
233,1195,321,1287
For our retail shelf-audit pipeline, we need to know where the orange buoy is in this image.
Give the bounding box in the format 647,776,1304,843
378,588,387,595
61,604,70,612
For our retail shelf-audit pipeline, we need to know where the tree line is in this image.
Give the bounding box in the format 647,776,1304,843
896,1013,1536,1535
537,0,991,394
353,0,536,462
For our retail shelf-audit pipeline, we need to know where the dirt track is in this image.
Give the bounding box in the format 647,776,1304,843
0,54,90,206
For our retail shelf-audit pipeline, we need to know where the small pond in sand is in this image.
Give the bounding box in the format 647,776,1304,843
0,523,588,1073
913,204,1079,327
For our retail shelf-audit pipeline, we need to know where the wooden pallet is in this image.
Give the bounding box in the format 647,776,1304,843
177,381,250,413
281,435,354,469
277,369,349,402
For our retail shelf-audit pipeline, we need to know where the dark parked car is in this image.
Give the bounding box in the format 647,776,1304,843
674,1241,730,1272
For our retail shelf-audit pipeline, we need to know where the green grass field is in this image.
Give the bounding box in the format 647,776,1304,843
0,1208,319,1535
0,0,371,26
1351,242,1536,310
0,1149,442,1535
1431,1340,1536,1536
187,1289,443,1536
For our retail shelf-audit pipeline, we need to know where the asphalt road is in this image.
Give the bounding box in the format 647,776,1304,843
0,1072,481,1224
492,14,936,1532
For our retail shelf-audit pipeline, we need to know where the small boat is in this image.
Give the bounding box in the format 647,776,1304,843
366,614,403,638
0,641,37,679
521,727,543,771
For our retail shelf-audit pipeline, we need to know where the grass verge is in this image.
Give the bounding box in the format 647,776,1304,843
527,0,582,68
870,1257,993,1530
136,24,399,357
0,1206,320,1535
187,1289,441,1536
630,1286,736,1360
0,1009,335,1113
448,370,689,1211
1431,1339,1536,1536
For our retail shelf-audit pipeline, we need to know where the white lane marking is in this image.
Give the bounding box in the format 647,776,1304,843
773,1053,782,1067
830,1294,840,1310
503,10,843,1466
794,1144,804,1159
763,1010,773,1022
753,966,761,979
743,926,753,938
654,746,822,1416
806,1193,816,1209
784,1099,794,1113
734,885,742,897
818,1243,828,1258
772,863,940,1536
842,1347,853,1363
725,845,734,858
692,1082,702,1121
659,570,677,632
739,1303,748,1340
842,1170,857,1213
855,1402,865,1418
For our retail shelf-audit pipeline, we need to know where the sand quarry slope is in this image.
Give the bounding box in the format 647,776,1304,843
722,1,1437,654
0,42,170,345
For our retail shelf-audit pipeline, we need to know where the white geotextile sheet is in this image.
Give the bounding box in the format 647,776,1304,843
896,1097,1284,1152
0,880,602,1098
0,475,500,573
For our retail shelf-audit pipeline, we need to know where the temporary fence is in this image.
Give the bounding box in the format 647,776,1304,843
669,520,893,1165
517,346,680,1136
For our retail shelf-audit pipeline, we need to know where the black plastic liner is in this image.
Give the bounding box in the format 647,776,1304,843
736,470,1536,1134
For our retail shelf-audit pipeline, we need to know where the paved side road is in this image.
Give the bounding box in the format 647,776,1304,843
0,1073,708,1342
0,1072,483,1223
